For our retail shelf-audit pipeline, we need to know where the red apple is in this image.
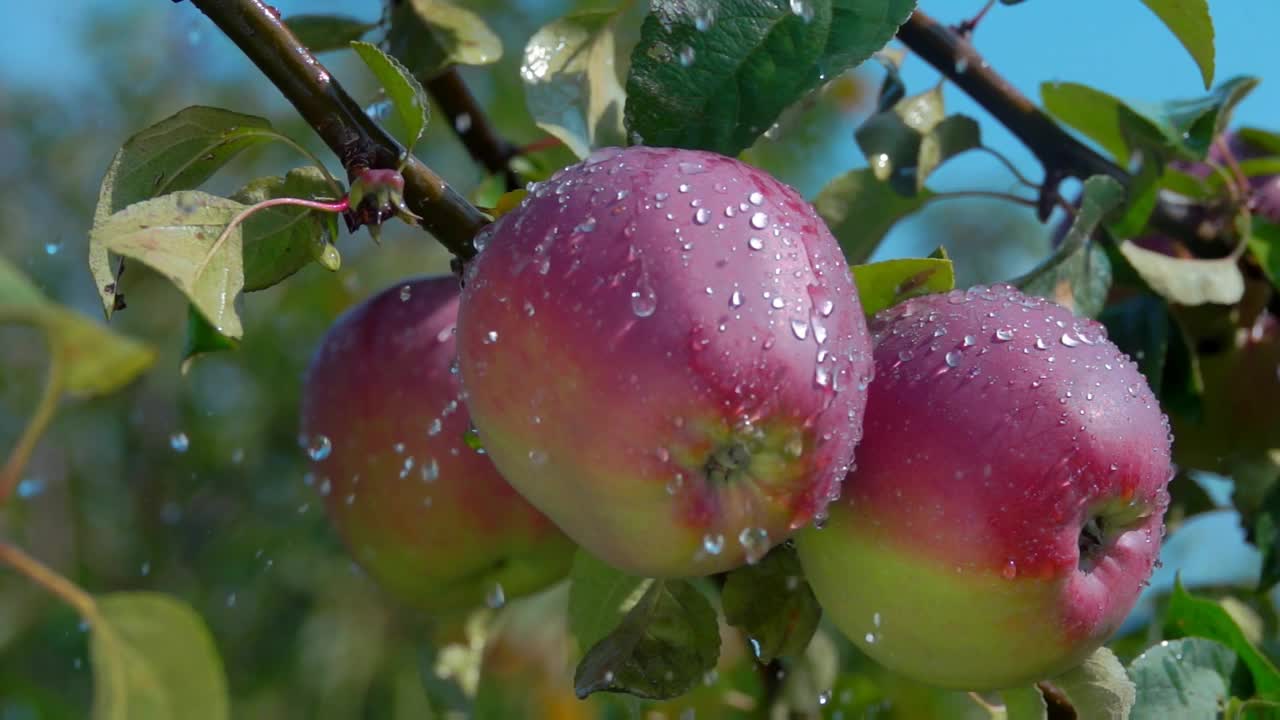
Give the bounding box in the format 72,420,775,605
300,275,576,615
796,284,1173,690
456,146,874,577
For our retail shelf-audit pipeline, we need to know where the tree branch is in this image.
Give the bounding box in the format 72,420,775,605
895,8,1206,245
425,68,521,192
186,0,486,260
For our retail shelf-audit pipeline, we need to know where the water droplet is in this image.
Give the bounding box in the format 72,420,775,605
791,319,809,340
44,240,61,256
1001,560,1017,579
631,278,657,317
729,290,743,308
738,527,770,563
944,351,961,368
703,533,725,555
994,328,1014,342
771,296,785,310
748,236,765,251
749,212,768,229
694,207,711,224
678,45,695,66
1060,333,1081,348
817,689,832,706
1035,337,1049,350
169,432,190,453
790,0,815,22
16,477,44,499
306,434,332,461
486,584,506,609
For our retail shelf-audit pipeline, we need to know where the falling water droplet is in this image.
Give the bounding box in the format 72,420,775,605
169,432,190,453
306,435,332,461
486,584,506,608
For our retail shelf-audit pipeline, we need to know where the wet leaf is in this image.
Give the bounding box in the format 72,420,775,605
90,106,276,318
624,0,915,156
567,550,649,654
1016,175,1122,317
720,544,821,663
91,191,247,338
521,5,640,158
1139,0,1215,89
0,256,155,397
285,14,377,52
387,0,502,80
90,592,230,720
1163,579,1280,699
230,167,337,291
351,41,431,153
573,579,719,700
1052,648,1135,720
1128,638,1238,719
814,169,934,264
855,86,976,194
853,257,955,316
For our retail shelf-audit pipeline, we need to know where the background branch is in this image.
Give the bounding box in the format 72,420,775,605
188,0,487,260
895,8,1206,244
425,68,521,192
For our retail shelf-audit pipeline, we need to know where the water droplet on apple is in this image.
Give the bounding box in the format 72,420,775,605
703,533,725,555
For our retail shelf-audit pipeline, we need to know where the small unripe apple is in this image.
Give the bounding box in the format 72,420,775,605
300,276,576,615
797,284,1173,690
457,146,874,577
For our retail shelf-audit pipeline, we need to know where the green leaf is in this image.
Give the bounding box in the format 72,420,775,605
1052,648,1135,720
624,0,915,156
1098,294,1170,396
521,6,640,159
90,107,276,318
1128,638,1238,719
814,169,934,264
918,115,981,188
180,305,240,375
387,0,502,80
351,41,431,153
1252,480,1280,593
1016,175,1123,317
1249,218,1280,291
1000,685,1048,720
91,191,247,339
852,257,955,316
1164,579,1280,699
567,549,650,655
0,256,155,397
573,579,719,700
1138,0,1215,89
285,14,378,52
230,168,337,291
1041,77,1258,164
90,592,229,720
720,544,821,664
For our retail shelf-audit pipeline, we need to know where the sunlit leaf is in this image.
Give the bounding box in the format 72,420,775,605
0,256,155,397
91,191,247,338
351,41,431,153
387,0,502,80
1052,648,1135,720
567,550,649,655
1001,685,1048,720
1138,0,1215,89
90,592,229,720
90,106,276,318
230,167,337,291
521,5,640,158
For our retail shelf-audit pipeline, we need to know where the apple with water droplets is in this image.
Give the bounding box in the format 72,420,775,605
456,146,874,577
796,284,1173,690
300,275,576,615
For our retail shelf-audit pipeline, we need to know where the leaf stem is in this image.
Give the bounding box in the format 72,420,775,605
977,145,1039,189
0,541,100,623
0,348,65,505
193,196,351,282
186,0,487,260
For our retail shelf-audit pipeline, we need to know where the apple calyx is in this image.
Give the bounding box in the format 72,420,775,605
1078,498,1155,573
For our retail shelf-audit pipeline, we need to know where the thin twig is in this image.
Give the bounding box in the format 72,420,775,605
187,0,487,260
0,541,99,622
0,348,64,504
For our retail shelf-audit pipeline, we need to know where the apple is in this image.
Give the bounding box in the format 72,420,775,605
300,275,577,616
456,145,874,577
796,284,1173,691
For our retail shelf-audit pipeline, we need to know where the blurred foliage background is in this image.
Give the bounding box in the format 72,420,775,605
2,0,1268,718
